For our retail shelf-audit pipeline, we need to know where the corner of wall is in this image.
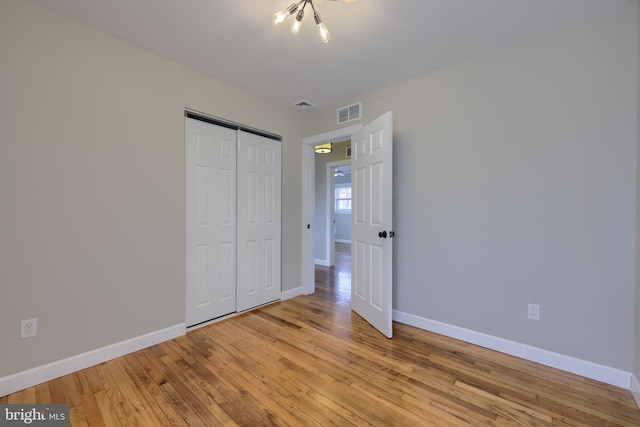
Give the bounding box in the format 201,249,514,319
632,374,640,408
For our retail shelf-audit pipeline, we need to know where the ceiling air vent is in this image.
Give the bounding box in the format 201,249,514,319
292,100,316,111
337,102,362,124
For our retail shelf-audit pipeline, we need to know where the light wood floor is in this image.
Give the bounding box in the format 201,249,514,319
2,243,639,425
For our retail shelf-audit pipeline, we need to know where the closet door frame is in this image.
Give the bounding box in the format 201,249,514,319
185,111,282,328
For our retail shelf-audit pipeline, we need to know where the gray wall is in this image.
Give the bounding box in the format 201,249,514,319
0,0,304,378
302,2,637,371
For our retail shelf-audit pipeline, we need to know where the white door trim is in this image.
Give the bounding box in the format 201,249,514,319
301,124,362,295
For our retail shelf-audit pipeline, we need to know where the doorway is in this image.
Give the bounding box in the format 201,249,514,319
319,158,351,267
316,154,353,303
302,112,394,337
301,124,362,295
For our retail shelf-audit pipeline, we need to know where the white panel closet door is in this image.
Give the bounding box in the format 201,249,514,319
185,118,237,327
236,130,282,311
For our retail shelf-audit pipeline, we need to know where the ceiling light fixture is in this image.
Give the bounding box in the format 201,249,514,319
273,0,331,43
315,143,332,154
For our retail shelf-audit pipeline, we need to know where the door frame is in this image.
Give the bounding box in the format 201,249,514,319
301,124,362,295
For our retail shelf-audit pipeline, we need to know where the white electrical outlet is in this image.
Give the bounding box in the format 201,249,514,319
20,318,37,339
528,304,540,320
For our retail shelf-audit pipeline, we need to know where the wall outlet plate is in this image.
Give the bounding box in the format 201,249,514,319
528,304,540,320
21,318,37,339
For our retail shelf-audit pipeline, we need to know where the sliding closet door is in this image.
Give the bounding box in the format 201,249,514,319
236,130,281,311
185,118,237,326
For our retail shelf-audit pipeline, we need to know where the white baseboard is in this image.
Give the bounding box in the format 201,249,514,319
281,287,303,301
631,374,640,409
393,310,631,390
0,323,186,397
315,259,330,267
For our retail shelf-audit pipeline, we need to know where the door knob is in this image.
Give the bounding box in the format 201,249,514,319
378,231,387,238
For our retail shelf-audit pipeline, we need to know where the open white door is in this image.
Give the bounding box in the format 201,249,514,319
351,111,393,338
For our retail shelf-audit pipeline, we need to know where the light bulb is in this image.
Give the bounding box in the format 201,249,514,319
291,20,302,34
273,11,288,25
317,22,330,43
273,3,298,26
313,11,330,43
291,9,304,34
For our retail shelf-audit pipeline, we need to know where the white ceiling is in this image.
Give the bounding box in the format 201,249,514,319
32,0,629,110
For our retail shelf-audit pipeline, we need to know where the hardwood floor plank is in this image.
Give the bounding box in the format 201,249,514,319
69,406,89,427
143,344,237,426
454,380,554,424
131,350,196,427
47,377,67,404
234,310,494,425
173,330,311,426
35,383,51,403
93,389,123,427
202,328,328,425
157,381,212,427
104,358,165,426
60,372,83,408
80,392,107,427
94,362,141,426
122,353,189,427
159,339,262,426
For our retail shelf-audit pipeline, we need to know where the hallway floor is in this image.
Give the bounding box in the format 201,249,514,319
315,243,351,307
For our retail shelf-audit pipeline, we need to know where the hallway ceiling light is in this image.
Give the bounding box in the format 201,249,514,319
315,143,332,154
273,0,355,43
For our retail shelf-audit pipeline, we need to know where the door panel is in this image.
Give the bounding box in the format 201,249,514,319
351,112,393,338
186,118,237,326
237,130,281,311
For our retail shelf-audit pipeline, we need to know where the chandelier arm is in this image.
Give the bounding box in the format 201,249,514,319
308,0,317,15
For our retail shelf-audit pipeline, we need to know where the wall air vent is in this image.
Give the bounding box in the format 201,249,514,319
345,147,351,158
292,100,316,111
337,102,362,124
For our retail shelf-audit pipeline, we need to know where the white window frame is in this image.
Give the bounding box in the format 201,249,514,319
335,183,352,214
